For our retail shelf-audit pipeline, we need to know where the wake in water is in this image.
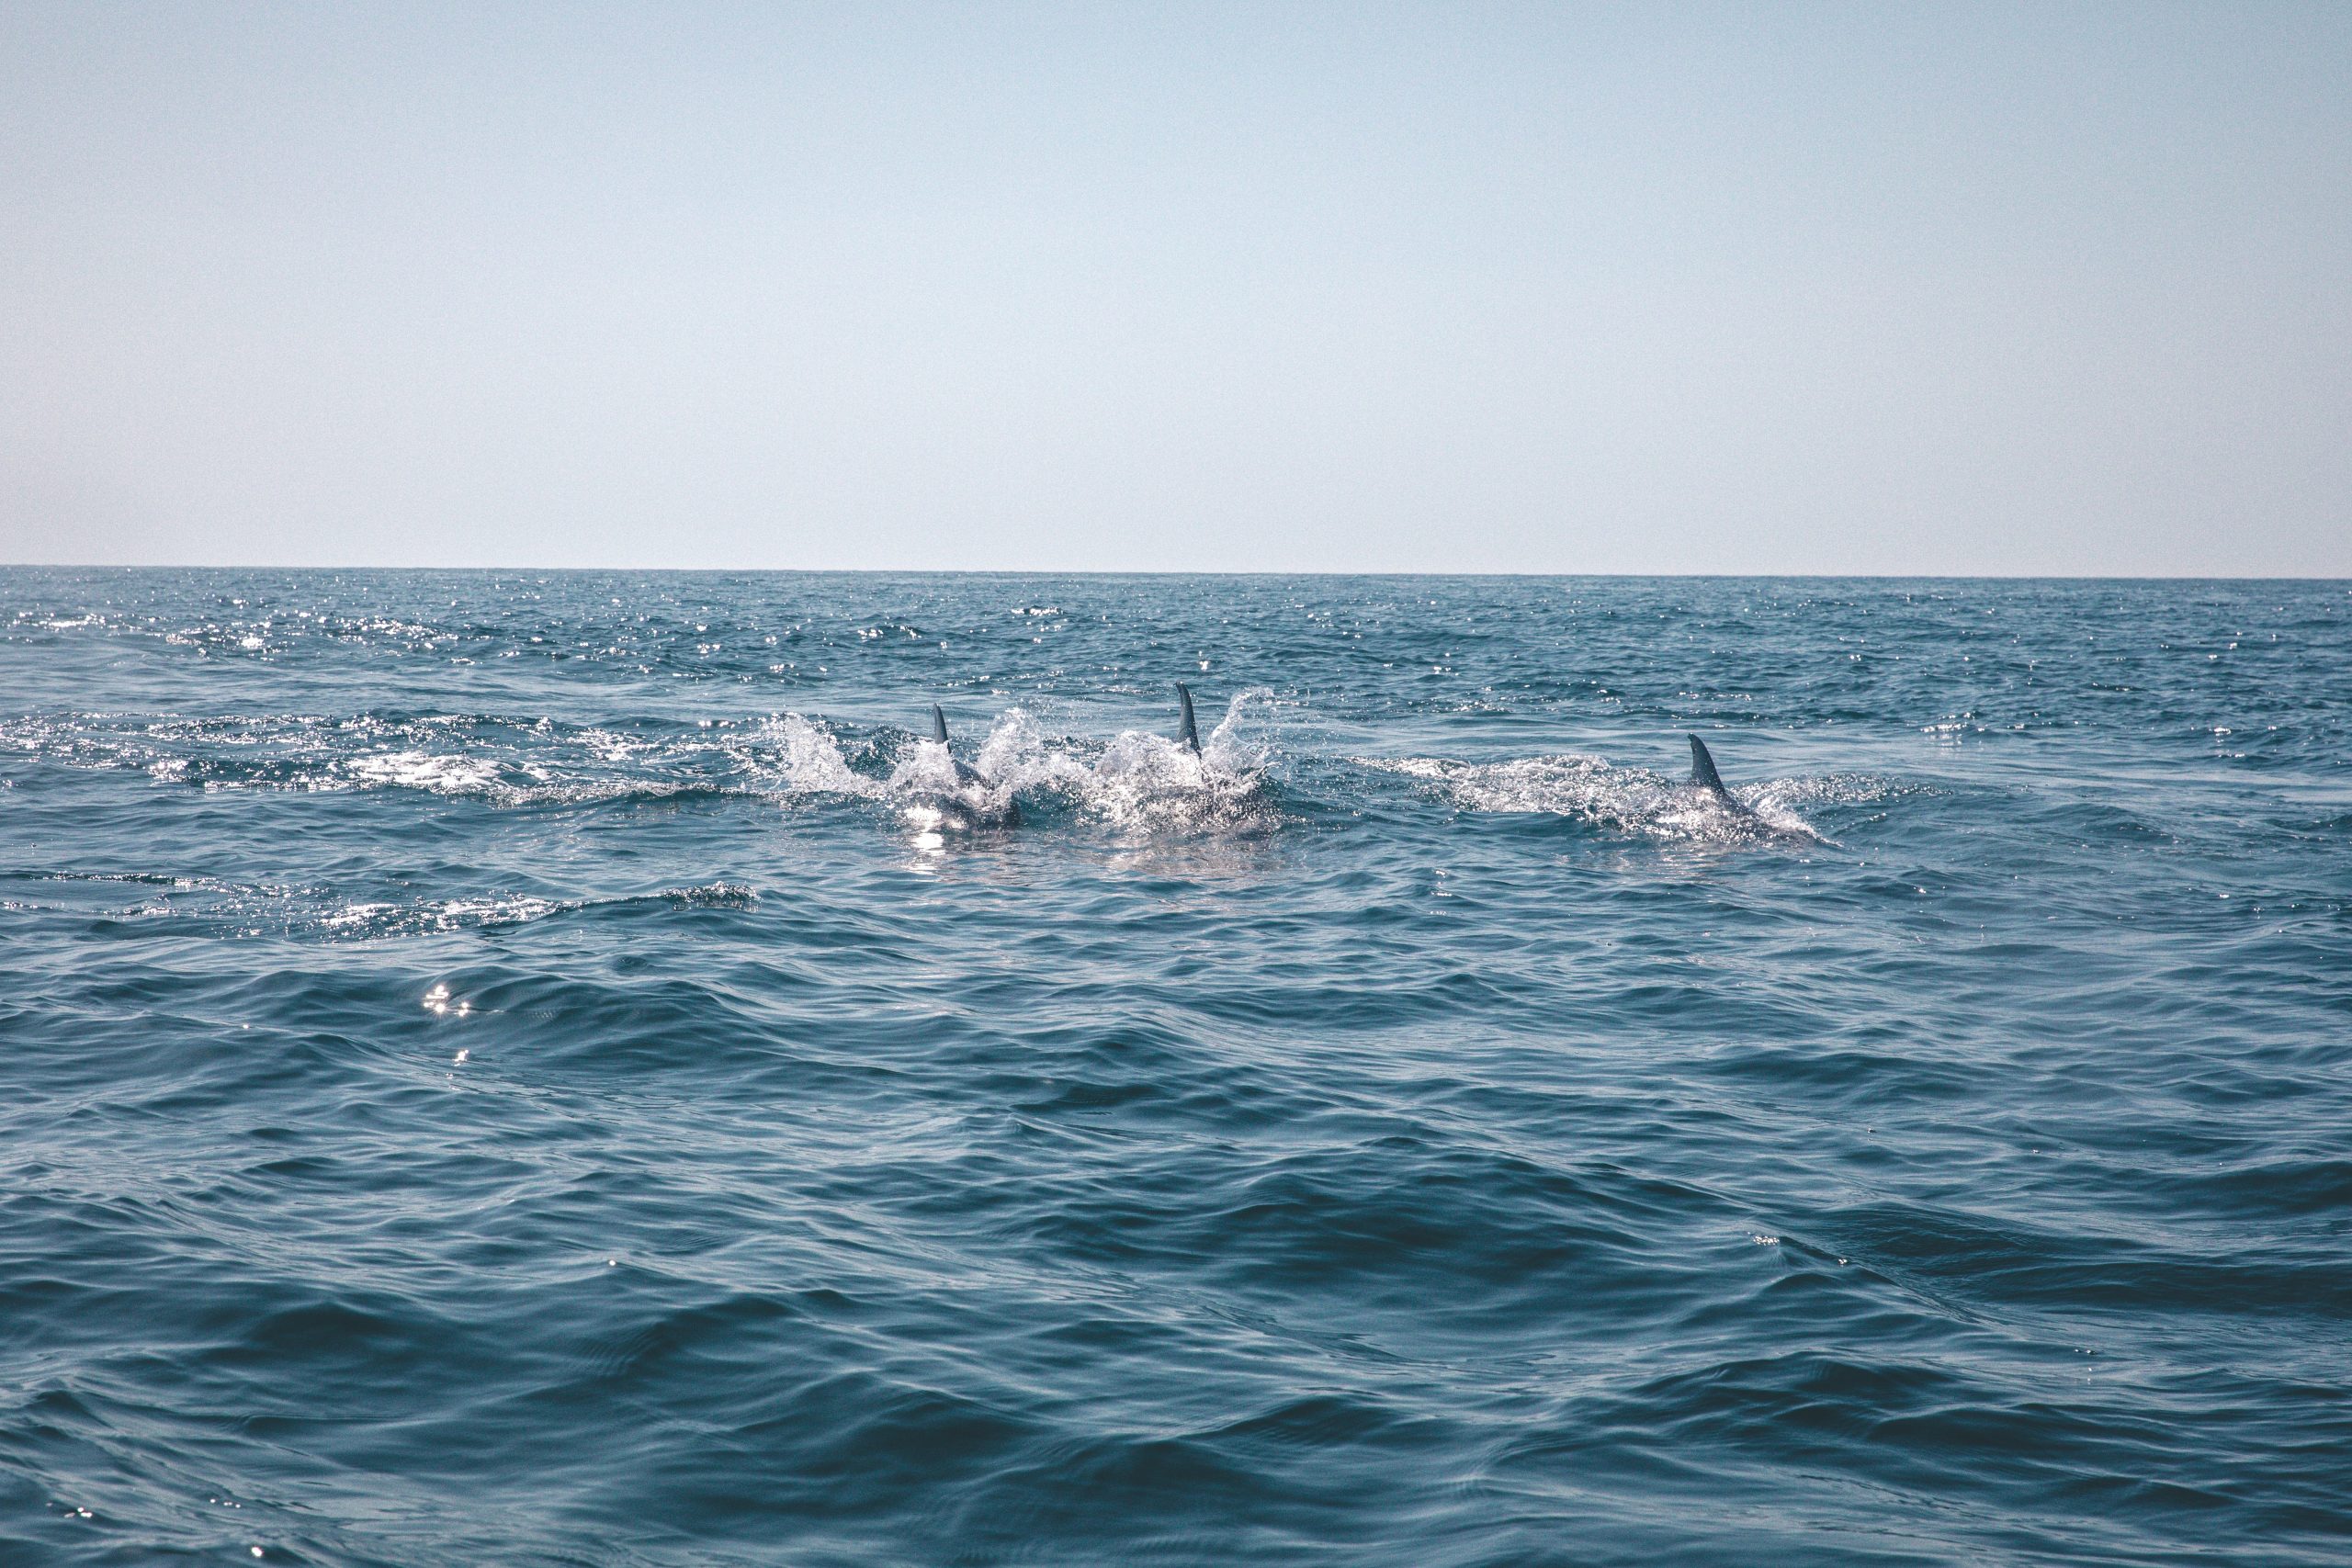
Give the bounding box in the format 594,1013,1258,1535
773,688,1282,838
1369,750,1842,844
0,868,756,941
0,687,1282,837
0,694,1879,850
0,710,804,807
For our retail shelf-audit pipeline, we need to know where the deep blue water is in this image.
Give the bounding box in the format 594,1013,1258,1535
2,570,2348,1567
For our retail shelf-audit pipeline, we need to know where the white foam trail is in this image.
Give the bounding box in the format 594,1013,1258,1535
1372,753,1831,845
1,695,1285,832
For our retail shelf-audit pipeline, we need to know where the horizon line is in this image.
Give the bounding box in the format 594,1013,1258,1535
5,562,2349,583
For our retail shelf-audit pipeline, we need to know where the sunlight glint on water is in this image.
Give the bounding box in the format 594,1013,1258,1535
1,570,2347,1567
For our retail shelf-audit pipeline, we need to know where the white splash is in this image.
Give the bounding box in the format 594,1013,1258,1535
345,750,502,796
750,714,886,799
1371,752,1831,845
944,692,1277,835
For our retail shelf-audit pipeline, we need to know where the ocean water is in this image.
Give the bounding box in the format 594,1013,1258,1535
2,570,2347,1568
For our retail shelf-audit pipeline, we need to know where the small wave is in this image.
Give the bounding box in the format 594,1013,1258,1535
0,869,193,887
317,883,757,940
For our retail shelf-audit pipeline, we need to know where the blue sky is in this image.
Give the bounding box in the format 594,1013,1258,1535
3,2,2346,573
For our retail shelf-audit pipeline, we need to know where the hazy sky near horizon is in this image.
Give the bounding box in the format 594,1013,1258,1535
3,2,2347,574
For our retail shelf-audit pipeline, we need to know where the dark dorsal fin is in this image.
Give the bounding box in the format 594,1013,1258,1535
1174,682,1202,754
1688,734,1731,797
931,701,1001,789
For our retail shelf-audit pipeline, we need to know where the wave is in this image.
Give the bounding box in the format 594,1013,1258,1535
0,867,755,939
317,883,757,941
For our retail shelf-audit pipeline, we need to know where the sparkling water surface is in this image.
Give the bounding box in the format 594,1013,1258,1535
3,570,2347,1566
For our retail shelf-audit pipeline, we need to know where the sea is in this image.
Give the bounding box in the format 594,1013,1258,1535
2,570,2346,1567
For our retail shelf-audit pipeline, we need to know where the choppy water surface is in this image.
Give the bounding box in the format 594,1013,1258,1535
3,570,2347,1567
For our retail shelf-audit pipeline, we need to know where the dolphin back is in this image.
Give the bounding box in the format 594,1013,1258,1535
917,699,1016,822
1175,682,1202,754
1688,735,1731,797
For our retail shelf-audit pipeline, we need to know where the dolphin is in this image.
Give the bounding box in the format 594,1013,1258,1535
908,704,1022,829
1173,682,1203,755
1687,734,1749,815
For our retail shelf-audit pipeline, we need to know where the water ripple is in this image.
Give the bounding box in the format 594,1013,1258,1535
2,571,2347,1565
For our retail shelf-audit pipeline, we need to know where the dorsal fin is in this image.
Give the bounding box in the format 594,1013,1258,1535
929,702,1002,790
1174,682,1202,754
1688,734,1730,797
